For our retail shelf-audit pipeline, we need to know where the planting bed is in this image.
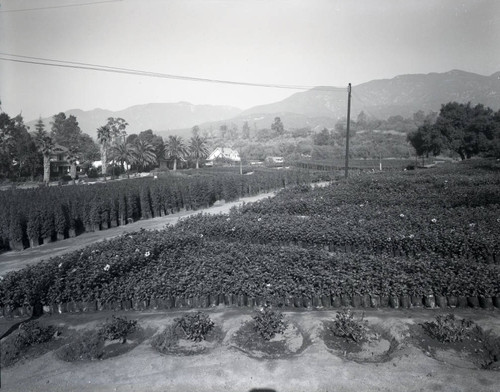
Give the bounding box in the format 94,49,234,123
1,161,499,317
0,167,319,252
1,308,499,392
1,159,499,391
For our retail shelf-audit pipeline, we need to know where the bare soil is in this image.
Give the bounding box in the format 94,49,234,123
1,308,499,392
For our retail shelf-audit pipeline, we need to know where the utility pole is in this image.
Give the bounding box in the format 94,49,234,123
344,83,352,179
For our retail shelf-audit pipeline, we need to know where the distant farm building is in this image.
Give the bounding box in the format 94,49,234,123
265,156,284,165
206,147,241,166
50,144,71,175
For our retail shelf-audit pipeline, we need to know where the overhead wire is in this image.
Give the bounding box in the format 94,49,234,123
0,0,122,13
0,52,348,92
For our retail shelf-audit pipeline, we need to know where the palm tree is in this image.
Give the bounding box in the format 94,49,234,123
66,146,79,185
164,135,188,171
97,125,112,179
110,140,136,177
189,135,209,169
132,139,157,172
35,135,55,185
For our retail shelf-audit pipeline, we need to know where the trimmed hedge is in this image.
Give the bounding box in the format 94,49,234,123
0,168,315,251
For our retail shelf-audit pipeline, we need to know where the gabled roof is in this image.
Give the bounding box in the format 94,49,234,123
207,147,241,161
52,144,69,154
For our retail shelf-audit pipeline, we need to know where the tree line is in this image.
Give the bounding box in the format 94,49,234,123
0,111,211,184
407,102,500,161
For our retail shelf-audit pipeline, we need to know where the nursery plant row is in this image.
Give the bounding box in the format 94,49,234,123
1,230,498,316
177,208,500,263
240,169,500,215
173,164,500,262
0,168,314,251
3,289,499,319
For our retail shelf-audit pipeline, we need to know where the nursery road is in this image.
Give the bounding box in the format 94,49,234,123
0,190,279,276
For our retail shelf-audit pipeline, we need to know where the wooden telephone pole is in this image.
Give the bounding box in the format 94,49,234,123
344,83,352,179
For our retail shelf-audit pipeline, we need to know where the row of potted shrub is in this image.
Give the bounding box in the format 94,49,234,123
0,168,313,251
2,292,499,319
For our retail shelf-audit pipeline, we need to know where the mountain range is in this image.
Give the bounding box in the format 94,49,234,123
229,70,500,132
28,70,500,139
27,103,242,140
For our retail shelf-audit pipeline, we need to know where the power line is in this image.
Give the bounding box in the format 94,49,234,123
0,0,122,13
0,53,347,91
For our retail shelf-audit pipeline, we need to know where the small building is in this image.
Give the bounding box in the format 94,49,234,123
206,147,241,166
50,144,70,176
265,156,284,165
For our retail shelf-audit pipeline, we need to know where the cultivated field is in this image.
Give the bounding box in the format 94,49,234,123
1,160,499,391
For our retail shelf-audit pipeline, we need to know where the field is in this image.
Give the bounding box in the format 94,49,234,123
0,160,499,391
0,167,324,252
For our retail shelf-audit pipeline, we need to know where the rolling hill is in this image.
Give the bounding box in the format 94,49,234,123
231,70,500,131
27,102,242,139
27,70,500,139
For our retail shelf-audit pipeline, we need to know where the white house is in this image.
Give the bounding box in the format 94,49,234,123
206,147,241,166
265,156,284,164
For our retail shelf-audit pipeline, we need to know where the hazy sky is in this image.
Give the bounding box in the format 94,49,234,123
1,0,499,121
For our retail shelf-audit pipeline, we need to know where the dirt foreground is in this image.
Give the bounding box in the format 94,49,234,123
1,308,499,392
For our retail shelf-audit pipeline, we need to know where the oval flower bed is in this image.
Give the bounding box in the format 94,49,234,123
151,312,223,356
230,308,309,359
321,309,397,363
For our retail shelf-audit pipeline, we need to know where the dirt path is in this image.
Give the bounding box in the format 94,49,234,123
1,308,499,392
0,191,278,276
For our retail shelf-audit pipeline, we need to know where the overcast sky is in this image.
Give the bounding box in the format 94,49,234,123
1,0,499,121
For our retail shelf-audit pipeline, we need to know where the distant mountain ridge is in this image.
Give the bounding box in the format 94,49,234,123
27,70,500,138
231,70,500,131
28,102,242,139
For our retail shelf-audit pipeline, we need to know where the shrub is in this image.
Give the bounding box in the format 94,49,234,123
87,167,99,178
1,334,23,367
56,331,104,361
422,314,474,343
329,308,367,343
15,320,57,349
174,312,214,342
470,326,500,370
151,324,182,353
98,316,138,343
252,307,287,340
2,321,58,367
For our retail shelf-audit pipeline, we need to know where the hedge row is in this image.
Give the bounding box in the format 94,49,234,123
1,230,498,313
176,205,500,263
3,291,499,319
0,168,314,251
